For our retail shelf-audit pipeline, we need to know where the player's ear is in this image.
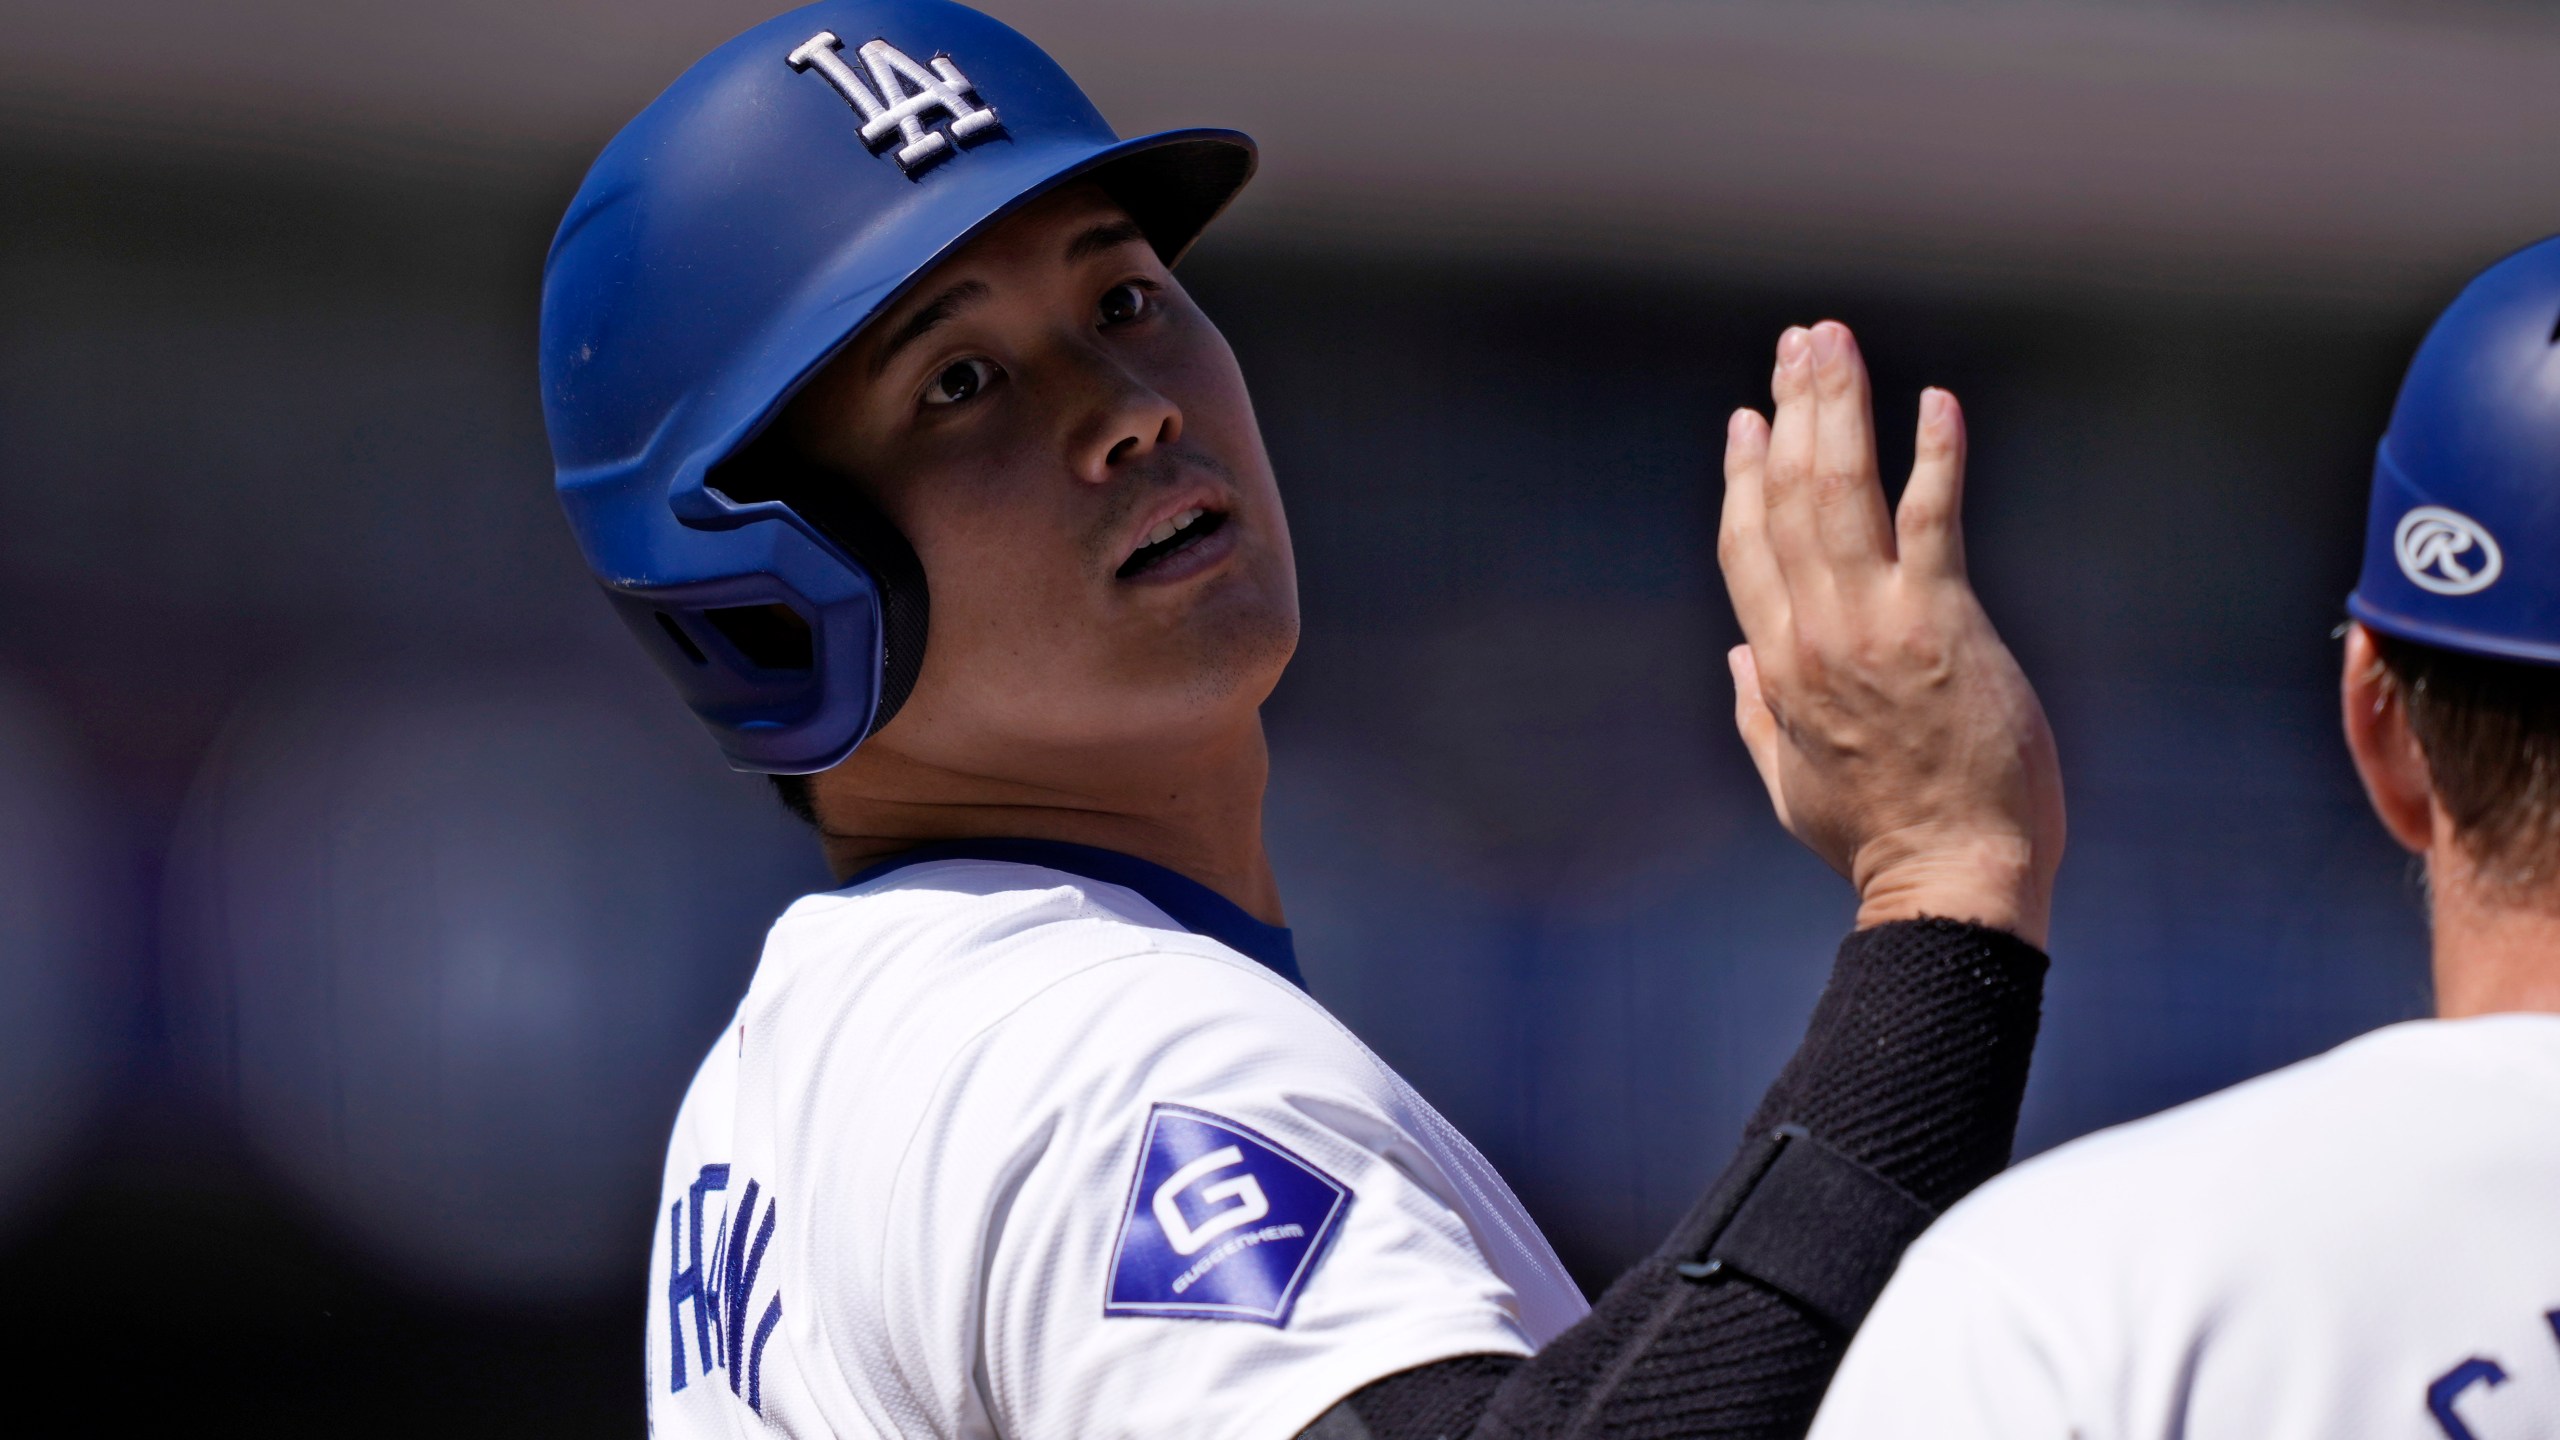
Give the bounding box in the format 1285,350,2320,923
2340,622,2436,855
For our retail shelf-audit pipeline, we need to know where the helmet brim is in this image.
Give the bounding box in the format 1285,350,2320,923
718,126,1257,481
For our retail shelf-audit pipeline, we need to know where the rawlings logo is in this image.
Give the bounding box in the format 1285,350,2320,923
2394,505,2503,596
788,32,1002,175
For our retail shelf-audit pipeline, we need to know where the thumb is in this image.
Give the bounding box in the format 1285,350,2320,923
1728,644,1790,831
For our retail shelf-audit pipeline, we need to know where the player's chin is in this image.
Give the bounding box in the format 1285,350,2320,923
1115,576,1298,711
1195,585,1299,694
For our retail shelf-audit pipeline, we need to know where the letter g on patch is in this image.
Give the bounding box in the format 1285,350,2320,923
1153,1145,1270,1255
1106,1105,1349,1325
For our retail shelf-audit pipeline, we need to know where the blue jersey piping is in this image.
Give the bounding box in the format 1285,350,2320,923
838,838,1304,990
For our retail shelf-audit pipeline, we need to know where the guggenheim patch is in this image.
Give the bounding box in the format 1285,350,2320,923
1105,1104,1349,1326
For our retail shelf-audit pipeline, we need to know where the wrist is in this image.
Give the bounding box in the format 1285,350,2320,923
1852,830,2049,947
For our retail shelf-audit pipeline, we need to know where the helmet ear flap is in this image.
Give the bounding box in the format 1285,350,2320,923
706,434,931,741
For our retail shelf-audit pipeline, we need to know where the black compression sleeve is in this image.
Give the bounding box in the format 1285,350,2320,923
1309,918,2047,1440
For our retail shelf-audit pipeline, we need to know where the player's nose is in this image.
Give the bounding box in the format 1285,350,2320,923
1058,346,1183,486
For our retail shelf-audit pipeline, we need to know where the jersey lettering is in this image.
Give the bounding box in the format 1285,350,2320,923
787,32,1001,174
665,1164,786,1414
2423,1309,2560,1440
1106,1104,1349,1326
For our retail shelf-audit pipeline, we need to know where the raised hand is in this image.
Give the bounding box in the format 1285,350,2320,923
1718,322,2063,945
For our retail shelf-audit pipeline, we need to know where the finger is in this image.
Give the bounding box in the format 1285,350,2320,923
1806,320,1896,569
1717,406,1791,649
1727,644,1791,831
1760,326,1826,584
1897,386,1970,581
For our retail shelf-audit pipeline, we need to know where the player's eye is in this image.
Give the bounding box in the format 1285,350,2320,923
922,357,996,407
1098,281,1149,327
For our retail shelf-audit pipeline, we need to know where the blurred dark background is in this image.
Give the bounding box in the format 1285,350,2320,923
3,0,2548,1431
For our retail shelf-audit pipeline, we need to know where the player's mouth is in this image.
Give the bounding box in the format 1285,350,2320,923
1115,504,1233,584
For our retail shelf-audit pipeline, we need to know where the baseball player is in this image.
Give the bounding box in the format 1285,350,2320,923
1806,238,2560,1440
538,3,2064,1436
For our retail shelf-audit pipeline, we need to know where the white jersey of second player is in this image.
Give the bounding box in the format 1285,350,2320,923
645,841,1589,1440
1809,1013,2560,1440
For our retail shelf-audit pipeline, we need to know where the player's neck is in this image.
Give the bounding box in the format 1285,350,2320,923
806,715,1285,926
2426,846,2560,1018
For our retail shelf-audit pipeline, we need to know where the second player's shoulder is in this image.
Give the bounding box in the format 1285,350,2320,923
1812,1015,2560,1439
1921,1013,2560,1279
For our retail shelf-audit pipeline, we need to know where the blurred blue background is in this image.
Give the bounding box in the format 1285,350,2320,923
0,0,2533,1428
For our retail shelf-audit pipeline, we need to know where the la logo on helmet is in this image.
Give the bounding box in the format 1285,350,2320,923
789,32,1003,174
2394,506,2504,596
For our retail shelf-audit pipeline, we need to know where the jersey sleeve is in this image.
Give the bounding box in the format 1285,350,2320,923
1805,1236,2078,1440
878,946,1544,1440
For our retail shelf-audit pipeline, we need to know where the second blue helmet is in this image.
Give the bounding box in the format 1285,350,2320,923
541,0,1255,772
2349,235,2560,667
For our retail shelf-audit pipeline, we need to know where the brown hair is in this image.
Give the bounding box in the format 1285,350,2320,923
2373,631,2560,895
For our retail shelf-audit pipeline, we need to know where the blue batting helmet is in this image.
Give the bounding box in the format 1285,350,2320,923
2349,235,2560,666
541,0,1254,772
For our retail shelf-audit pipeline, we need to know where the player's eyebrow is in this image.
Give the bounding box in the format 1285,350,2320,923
868,279,993,379
1064,218,1147,263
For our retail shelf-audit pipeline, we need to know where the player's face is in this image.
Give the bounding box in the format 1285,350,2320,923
784,184,1297,768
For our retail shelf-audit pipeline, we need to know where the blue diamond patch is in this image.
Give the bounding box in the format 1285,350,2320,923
1105,1104,1350,1326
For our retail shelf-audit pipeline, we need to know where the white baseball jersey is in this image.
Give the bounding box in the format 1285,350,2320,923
1809,1013,2560,1440
645,839,1588,1440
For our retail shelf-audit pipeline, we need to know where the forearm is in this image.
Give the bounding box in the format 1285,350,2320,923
1305,918,2047,1440
1736,916,2048,1206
